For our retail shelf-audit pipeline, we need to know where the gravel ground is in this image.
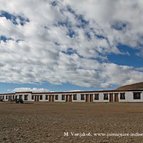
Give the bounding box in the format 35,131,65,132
0,102,143,143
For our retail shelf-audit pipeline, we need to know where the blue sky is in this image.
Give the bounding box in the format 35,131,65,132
0,0,143,93
108,44,143,67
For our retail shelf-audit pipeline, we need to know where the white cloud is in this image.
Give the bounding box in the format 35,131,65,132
13,87,49,92
0,0,143,88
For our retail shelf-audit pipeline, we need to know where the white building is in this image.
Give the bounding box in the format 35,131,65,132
0,89,143,103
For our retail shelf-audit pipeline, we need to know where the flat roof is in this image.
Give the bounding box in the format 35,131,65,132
0,89,143,95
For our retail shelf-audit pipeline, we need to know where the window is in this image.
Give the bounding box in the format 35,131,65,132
19,95,22,99
120,93,125,100
40,95,43,100
24,95,28,100
6,96,8,99
0,96,3,100
32,95,34,100
133,92,141,100
104,94,108,100
55,95,58,100
73,94,77,100
8,96,10,100
94,94,99,100
62,95,65,100
81,94,85,100
45,95,48,100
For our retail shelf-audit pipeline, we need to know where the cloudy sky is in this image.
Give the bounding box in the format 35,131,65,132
0,0,143,93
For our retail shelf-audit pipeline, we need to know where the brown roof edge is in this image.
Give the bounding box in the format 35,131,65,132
29,89,143,94
0,89,142,95
15,91,33,94
0,93,15,95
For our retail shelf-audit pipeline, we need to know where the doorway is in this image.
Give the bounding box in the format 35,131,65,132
85,94,90,102
114,93,119,102
34,95,39,102
49,95,54,102
66,95,72,102
66,95,68,102
90,94,93,102
109,93,113,102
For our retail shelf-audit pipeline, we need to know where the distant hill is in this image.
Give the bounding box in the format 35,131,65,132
117,82,143,90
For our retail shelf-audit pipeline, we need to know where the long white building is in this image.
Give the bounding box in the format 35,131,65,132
0,89,143,103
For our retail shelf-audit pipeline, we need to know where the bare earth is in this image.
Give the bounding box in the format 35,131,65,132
0,103,143,143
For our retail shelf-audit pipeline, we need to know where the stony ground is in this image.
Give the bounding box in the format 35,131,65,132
0,103,143,143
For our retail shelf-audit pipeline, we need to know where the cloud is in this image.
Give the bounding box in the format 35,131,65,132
0,10,29,25
13,87,49,92
65,0,143,52
0,0,143,88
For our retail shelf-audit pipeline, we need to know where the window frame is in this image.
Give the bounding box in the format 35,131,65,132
94,94,99,100
32,95,34,100
45,95,48,100
24,95,28,100
133,92,141,100
55,95,58,100
62,95,65,100
73,94,77,100
81,94,85,100
40,95,43,100
120,93,125,100
103,93,108,100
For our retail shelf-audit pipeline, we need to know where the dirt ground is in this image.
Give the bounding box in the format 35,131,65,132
0,103,143,143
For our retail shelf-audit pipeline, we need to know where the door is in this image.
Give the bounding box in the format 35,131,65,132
66,95,68,102
35,95,39,102
49,95,54,102
90,94,93,102
86,94,89,102
49,95,52,102
52,95,54,102
109,93,113,102
69,95,72,102
114,93,119,102
34,96,36,101
66,95,72,102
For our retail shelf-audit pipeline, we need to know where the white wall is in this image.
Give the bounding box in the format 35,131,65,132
119,91,143,102
54,94,66,102
72,94,86,102
39,94,46,102
15,93,32,101
93,93,109,103
1,91,143,103
3,95,8,101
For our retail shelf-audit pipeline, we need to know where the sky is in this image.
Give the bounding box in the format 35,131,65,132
0,0,143,93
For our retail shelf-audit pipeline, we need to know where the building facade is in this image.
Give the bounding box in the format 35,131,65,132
0,89,143,103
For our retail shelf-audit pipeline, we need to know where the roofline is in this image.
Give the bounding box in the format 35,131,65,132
15,91,33,94
0,93,15,95
31,89,143,94
0,89,143,95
